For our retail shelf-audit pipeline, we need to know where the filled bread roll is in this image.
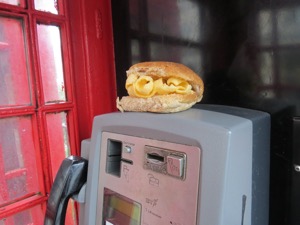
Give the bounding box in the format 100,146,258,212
117,61,204,113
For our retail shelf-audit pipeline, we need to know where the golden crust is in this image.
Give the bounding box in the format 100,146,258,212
127,61,204,98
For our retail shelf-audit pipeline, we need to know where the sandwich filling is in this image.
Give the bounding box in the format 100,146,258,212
126,74,193,98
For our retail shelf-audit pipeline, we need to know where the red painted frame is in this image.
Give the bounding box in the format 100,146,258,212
0,9,46,219
68,0,118,141
0,0,117,222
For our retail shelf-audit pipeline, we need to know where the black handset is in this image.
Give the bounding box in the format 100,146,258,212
44,155,88,225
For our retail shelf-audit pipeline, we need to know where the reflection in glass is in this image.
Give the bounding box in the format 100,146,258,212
177,0,201,42
0,204,44,224
279,49,300,85
150,42,202,73
256,5,300,113
147,0,200,41
278,7,300,45
0,116,40,207
129,0,139,30
147,0,179,37
37,24,66,103
0,0,24,7
45,111,77,225
258,10,273,46
131,39,140,64
34,0,58,14
46,112,70,179
259,90,275,99
259,52,274,85
0,16,31,107
280,90,300,108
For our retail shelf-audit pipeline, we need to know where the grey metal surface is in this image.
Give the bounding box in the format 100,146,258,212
80,106,270,225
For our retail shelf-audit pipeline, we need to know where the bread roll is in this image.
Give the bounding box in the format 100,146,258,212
117,61,204,113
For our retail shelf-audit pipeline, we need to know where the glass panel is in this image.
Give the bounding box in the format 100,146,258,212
277,7,300,45
280,90,300,112
129,0,139,30
37,24,66,103
278,49,300,85
258,10,273,46
0,0,25,7
46,112,70,179
259,51,274,85
0,203,45,224
259,89,275,99
0,16,31,107
147,0,201,41
6,174,27,200
150,42,202,73
0,116,40,207
34,0,58,14
45,111,77,225
131,39,140,65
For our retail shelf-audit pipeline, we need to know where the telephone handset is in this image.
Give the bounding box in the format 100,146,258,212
44,155,88,225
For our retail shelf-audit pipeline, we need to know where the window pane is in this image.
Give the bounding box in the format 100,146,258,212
34,0,58,14
0,16,31,107
0,203,45,224
37,24,66,103
259,89,275,99
147,0,201,41
257,10,273,46
150,42,202,72
46,112,70,179
278,49,300,85
0,116,40,207
277,7,300,45
0,0,25,7
45,112,77,225
258,52,274,85
131,39,140,64
129,0,139,30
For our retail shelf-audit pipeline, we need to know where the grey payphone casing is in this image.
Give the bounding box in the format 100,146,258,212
78,105,270,225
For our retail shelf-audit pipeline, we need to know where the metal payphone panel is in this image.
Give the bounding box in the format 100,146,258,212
77,107,269,225
97,132,201,225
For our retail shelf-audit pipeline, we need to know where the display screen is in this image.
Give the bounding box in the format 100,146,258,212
103,188,141,225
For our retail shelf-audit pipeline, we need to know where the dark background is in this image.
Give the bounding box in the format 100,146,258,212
111,0,300,224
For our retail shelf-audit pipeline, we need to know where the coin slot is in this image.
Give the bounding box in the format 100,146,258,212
147,152,165,164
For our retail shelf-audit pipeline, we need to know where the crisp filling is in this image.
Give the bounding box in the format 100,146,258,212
126,74,192,98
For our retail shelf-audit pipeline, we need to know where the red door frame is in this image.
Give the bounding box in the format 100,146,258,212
68,0,118,142
0,0,117,221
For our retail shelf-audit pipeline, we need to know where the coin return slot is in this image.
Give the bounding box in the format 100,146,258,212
147,153,165,164
121,158,133,165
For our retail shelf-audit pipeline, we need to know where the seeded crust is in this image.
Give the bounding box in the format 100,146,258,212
117,61,204,113
117,93,203,113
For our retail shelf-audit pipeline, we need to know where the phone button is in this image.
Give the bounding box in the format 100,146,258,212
167,155,184,178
